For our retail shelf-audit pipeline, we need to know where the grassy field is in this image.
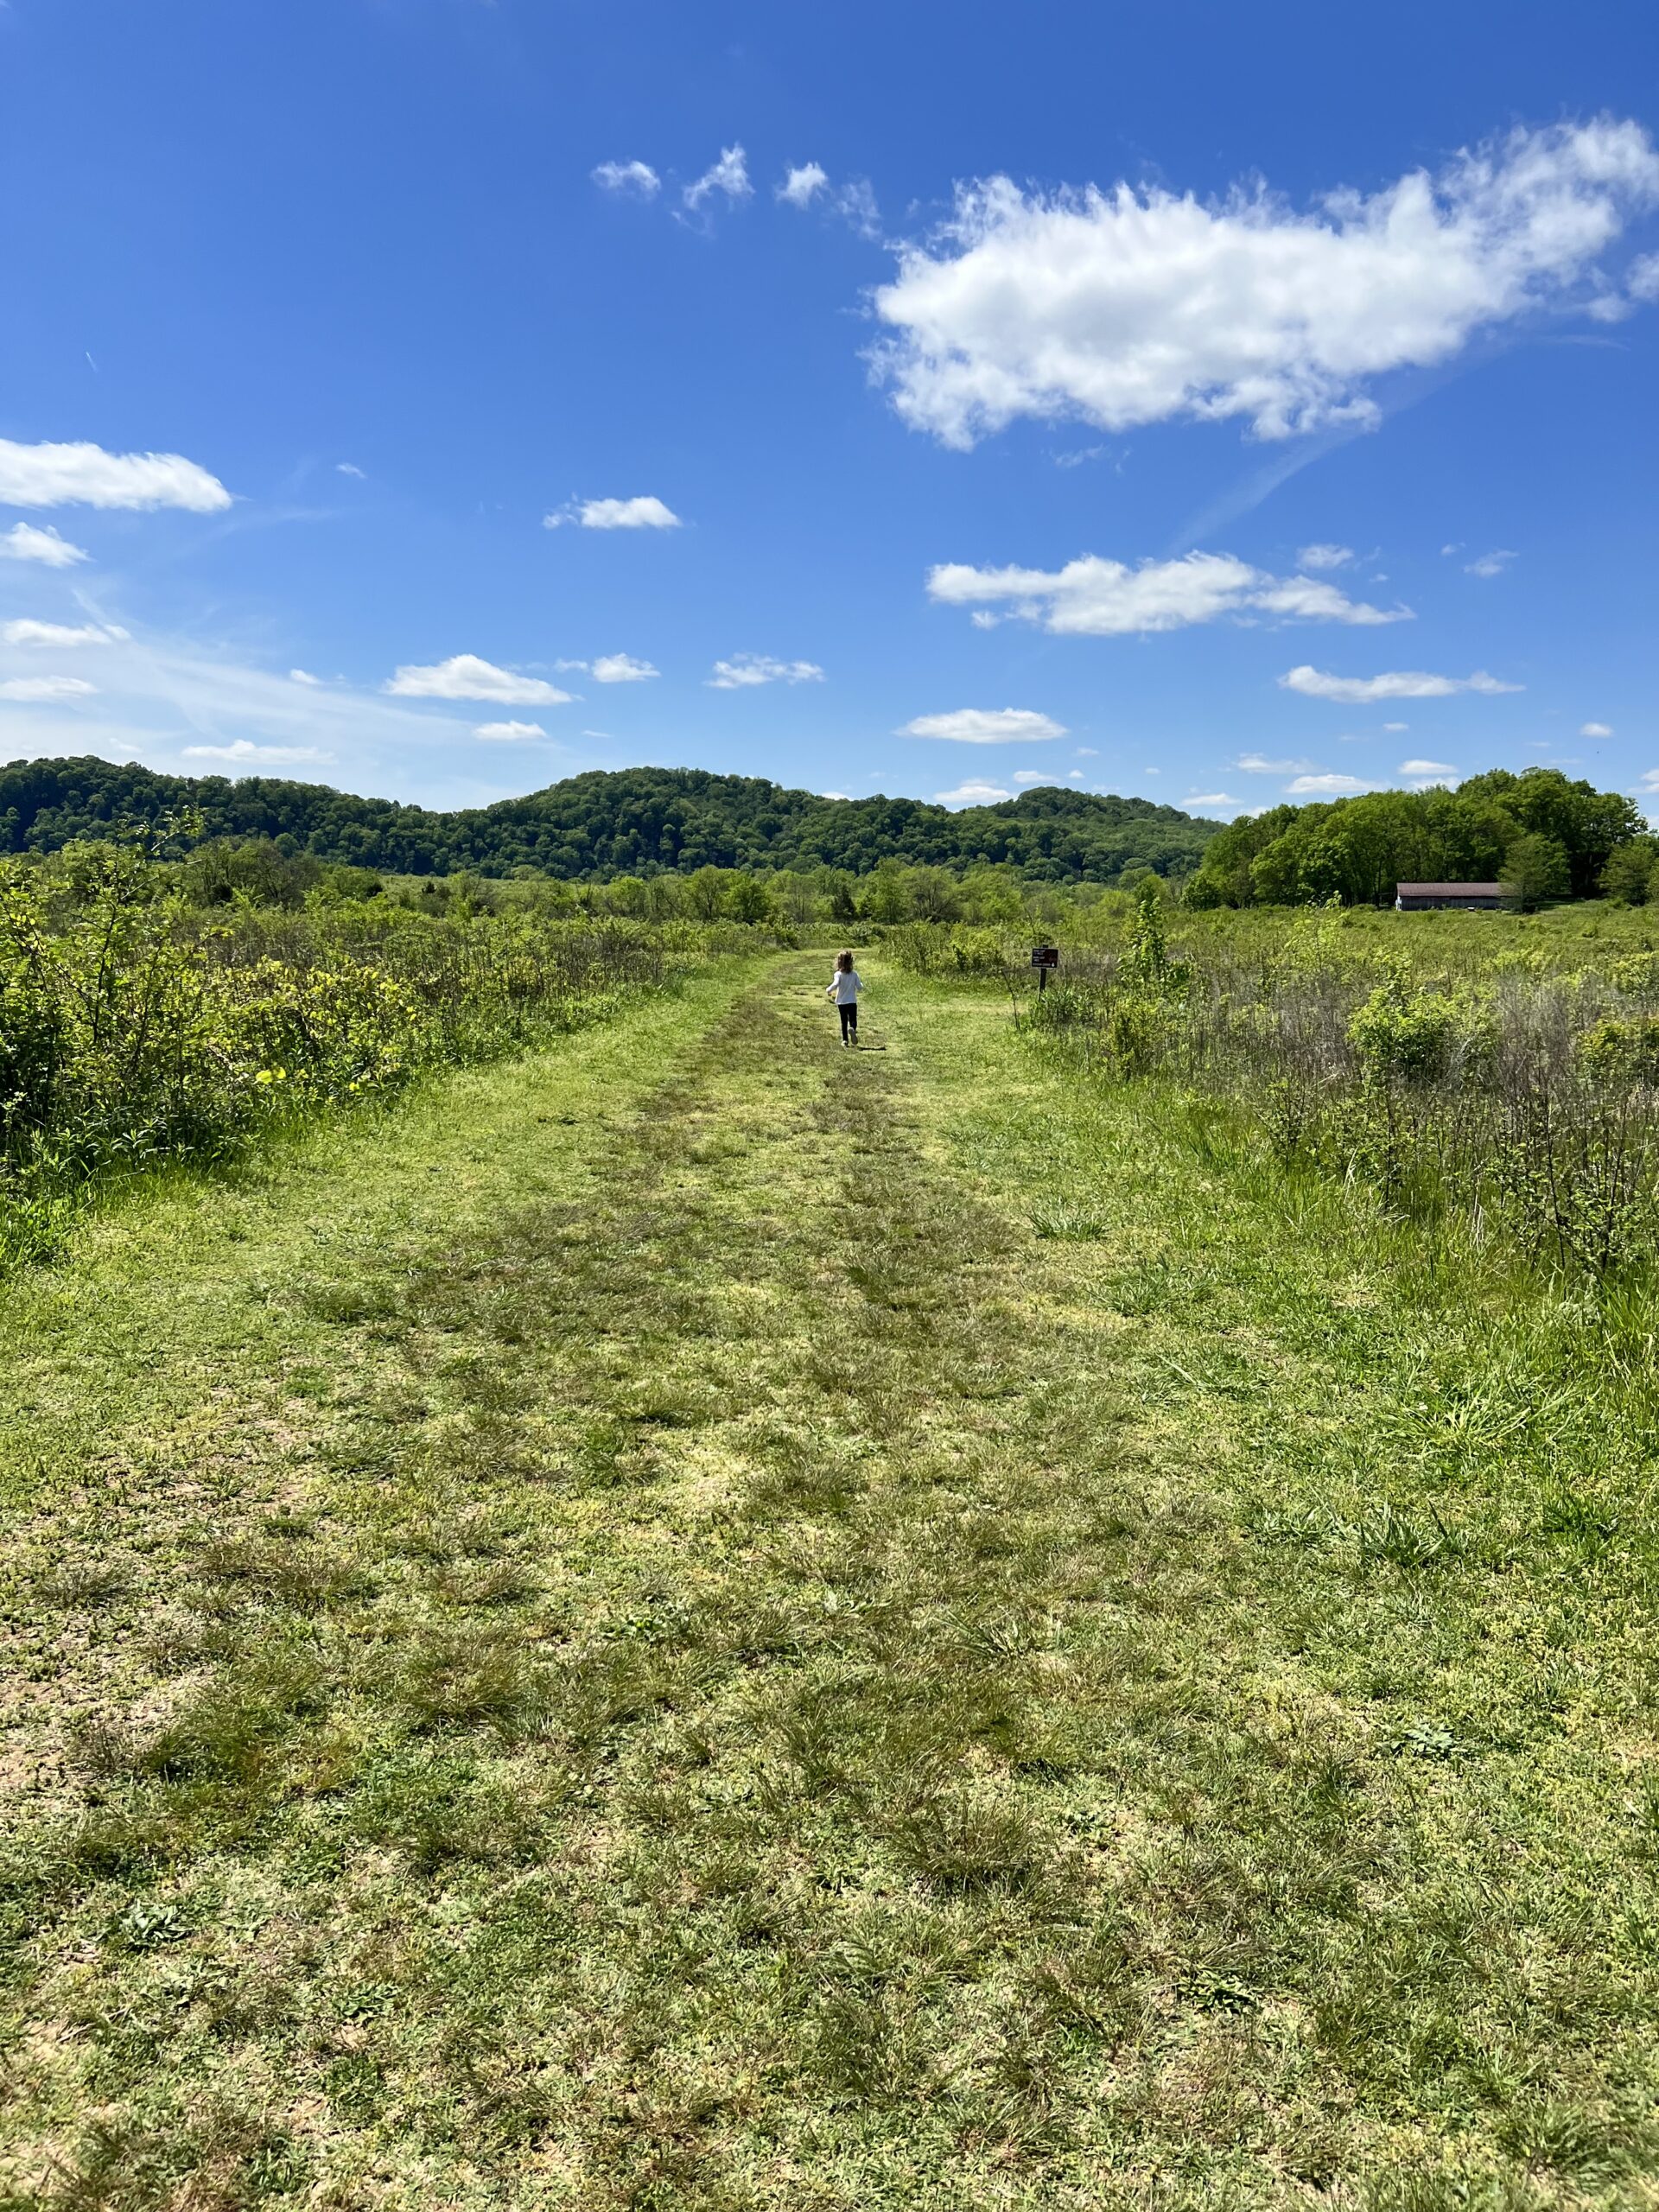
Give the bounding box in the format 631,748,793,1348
3,949,1658,2208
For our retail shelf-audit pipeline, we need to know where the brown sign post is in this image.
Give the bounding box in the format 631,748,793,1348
1030,945,1059,993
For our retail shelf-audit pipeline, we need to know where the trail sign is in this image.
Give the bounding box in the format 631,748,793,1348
1031,945,1059,992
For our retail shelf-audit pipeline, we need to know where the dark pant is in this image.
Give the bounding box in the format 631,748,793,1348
838,1002,858,1041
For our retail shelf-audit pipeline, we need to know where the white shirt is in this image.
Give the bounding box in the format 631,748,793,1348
830,969,863,1004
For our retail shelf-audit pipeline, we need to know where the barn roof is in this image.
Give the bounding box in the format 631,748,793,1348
1396,881,1506,897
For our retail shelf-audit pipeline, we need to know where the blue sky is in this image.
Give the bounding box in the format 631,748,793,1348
1,0,1656,822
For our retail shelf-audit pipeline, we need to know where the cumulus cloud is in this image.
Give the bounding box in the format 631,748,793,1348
1286,771,1382,795
1298,543,1354,569
0,436,230,511
1281,664,1522,702
1185,792,1237,810
591,653,659,683
779,162,828,208
289,668,322,686
0,521,90,567
935,779,1014,806
872,121,1659,448
926,550,1408,635
708,653,825,689
0,620,123,646
1236,751,1314,772
385,654,572,705
181,740,334,766
899,707,1067,743
1013,770,1056,785
1627,251,1659,302
592,159,661,199
0,675,98,701
1400,758,1459,777
474,721,546,742
1465,548,1516,576
683,144,751,213
545,495,682,531
1637,769,1659,793
1580,720,1612,736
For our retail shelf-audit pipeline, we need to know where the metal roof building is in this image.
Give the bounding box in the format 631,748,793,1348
1395,881,1507,911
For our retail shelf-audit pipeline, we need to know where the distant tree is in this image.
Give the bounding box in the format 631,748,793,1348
861,863,912,925
682,865,730,919
1601,837,1658,905
604,872,652,917
1503,833,1571,911
723,873,777,925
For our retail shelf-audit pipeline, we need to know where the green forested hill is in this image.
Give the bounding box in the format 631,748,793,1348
0,757,1219,881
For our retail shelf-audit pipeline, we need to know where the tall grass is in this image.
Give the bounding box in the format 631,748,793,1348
894,897,1659,1279
0,842,749,1268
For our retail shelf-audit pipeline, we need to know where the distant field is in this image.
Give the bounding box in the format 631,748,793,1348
4,933,1659,2206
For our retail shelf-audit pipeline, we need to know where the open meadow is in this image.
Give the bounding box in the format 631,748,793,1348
4,900,1659,2208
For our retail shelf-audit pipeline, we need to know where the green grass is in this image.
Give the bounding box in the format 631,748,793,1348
3,954,1659,2207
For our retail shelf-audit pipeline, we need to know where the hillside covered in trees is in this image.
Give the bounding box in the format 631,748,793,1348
0,759,1219,883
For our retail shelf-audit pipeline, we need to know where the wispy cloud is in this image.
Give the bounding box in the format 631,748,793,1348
0,436,230,511
0,675,99,701
592,159,661,200
1236,751,1314,772
1185,792,1236,810
899,707,1066,743
1399,758,1459,780
0,620,124,647
1580,720,1612,737
1286,771,1382,794
1281,664,1521,702
473,721,547,742
1297,543,1353,569
1465,548,1516,577
544,495,682,531
928,550,1410,634
934,779,1014,806
778,162,828,209
335,461,365,479
708,654,824,689
683,144,751,213
181,739,334,766
0,521,89,567
384,654,572,705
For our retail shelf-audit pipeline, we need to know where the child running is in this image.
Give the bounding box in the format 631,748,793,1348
825,950,864,1047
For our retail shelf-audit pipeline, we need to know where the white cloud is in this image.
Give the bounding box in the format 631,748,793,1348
927,550,1408,635
0,620,121,646
1236,751,1313,772
1383,720,1408,731
593,160,661,200
1580,720,1612,737
336,461,365,479
1298,543,1354,569
1185,792,1236,810
1013,769,1056,785
1627,251,1659,302
836,178,884,241
1286,772,1381,795
0,675,98,701
873,122,1659,448
181,740,334,766
591,652,659,683
0,521,89,567
779,162,829,208
0,436,230,511
385,654,572,705
934,779,1014,806
1465,548,1516,577
820,790,852,801
708,653,825,689
546,494,682,531
900,707,1067,744
474,721,546,742
1637,769,1659,793
289,668,322,686
683,144,751,213
1075,746,1099,757
1281,664,1521,702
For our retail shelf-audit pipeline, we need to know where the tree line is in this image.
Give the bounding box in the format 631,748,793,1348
0,759,1217,884
1185,770,1656,908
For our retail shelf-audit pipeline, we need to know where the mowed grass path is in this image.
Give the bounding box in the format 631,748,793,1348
3,956,1658,2209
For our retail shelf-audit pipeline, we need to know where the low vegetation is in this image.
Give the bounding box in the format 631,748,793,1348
6,906,1659,2202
